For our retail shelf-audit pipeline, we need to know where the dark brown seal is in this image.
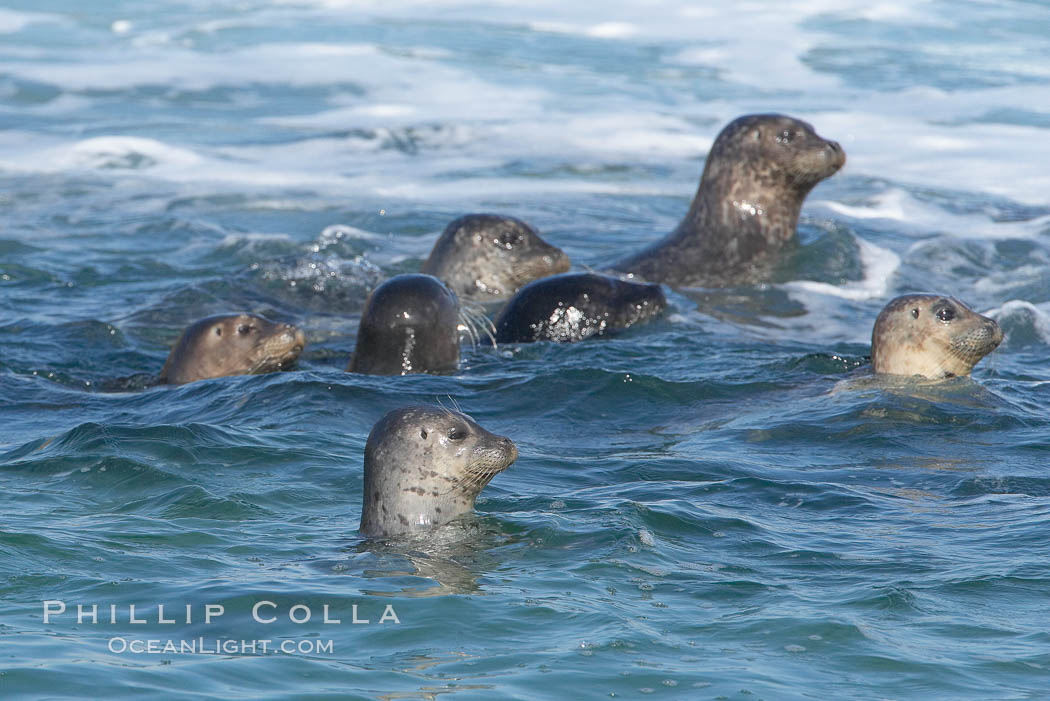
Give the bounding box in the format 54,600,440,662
493,272,667,343
158,313,305,385
347,274,461,375
359,405,517,538
871,294,1003,378
421,214,570,301
611,113,845,287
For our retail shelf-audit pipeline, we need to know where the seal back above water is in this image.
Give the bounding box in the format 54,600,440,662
359,405,518,538
611,113,845,287
158,313,305,385
871,294,1003,378
347,274,461,375
493,272,667,343
421,214,570,301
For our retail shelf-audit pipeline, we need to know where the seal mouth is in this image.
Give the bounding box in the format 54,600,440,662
447,438,517,496
252,327,307,373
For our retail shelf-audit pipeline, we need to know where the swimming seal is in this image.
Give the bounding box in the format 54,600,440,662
611,113,845,287
359,405,518,538
493,272,667,343
347,274,461,375
871,294,1003,378
158,313,305,385
421,214,570,301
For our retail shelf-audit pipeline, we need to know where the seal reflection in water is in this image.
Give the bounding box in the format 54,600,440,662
494,272,667,343
611,113,845,287
347,274,462,375
421,214,570,301
872,295,1003,379
359,406,518,538
158,313,305,385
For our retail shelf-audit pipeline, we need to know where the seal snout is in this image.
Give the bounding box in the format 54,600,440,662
823,139,846,169
500,436,518,465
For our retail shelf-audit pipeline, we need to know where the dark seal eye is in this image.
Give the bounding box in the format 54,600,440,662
447,427,467,441
936,306,956,322
911,308,920,319
237,324,251,335
777,129,795,144
496,234,521,249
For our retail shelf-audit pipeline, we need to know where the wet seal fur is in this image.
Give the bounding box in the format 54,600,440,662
421,214,570,301
493,272,667,343
359,405,518,538
872,294,1003,378
611,113,845,287
347,274,462,375
158,313,305,385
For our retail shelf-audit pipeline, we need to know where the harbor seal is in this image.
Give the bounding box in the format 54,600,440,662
872,295,1003,378
158,313,305,385
347,274,461,375
493,272,667,343
359,405,518,537
611,113,845,287
421,214,570,301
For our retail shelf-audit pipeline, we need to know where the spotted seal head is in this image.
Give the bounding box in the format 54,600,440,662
493,272,667,343
158,313,305,385
871,294,1003,378
421,214,570,301
359,405,518,538
347,274,461,375
611,113,845,287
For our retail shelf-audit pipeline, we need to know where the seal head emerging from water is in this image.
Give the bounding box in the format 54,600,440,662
359,405,518,538
347,274,461,375
611,113,845,287
494,272,667,343
872,294,1003,379
421,214,570,301
158,313,305,385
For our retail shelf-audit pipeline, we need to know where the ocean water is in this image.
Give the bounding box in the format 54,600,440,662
2,1,1050,698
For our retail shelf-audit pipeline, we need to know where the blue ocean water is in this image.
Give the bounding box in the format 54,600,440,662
2,1,1050,698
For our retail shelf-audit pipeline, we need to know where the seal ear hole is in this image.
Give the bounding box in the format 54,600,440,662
419,429,428,440
214,327,222,337
911,308,920,319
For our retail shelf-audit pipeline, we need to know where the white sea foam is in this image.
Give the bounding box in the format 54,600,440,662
784,236,901,303
0,0,1047,216
0,8,64,34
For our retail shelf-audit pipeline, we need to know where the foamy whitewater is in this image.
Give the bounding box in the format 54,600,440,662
2,2,1050,699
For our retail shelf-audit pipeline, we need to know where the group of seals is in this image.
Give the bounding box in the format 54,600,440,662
148,113,1004,540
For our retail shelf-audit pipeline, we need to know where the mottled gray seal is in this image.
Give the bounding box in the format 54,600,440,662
421,214,570,301
347,274,462,375
359,405,518,538
872,295,1003,378
158,313,305,385
493,272,667,343
611,113,845,287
